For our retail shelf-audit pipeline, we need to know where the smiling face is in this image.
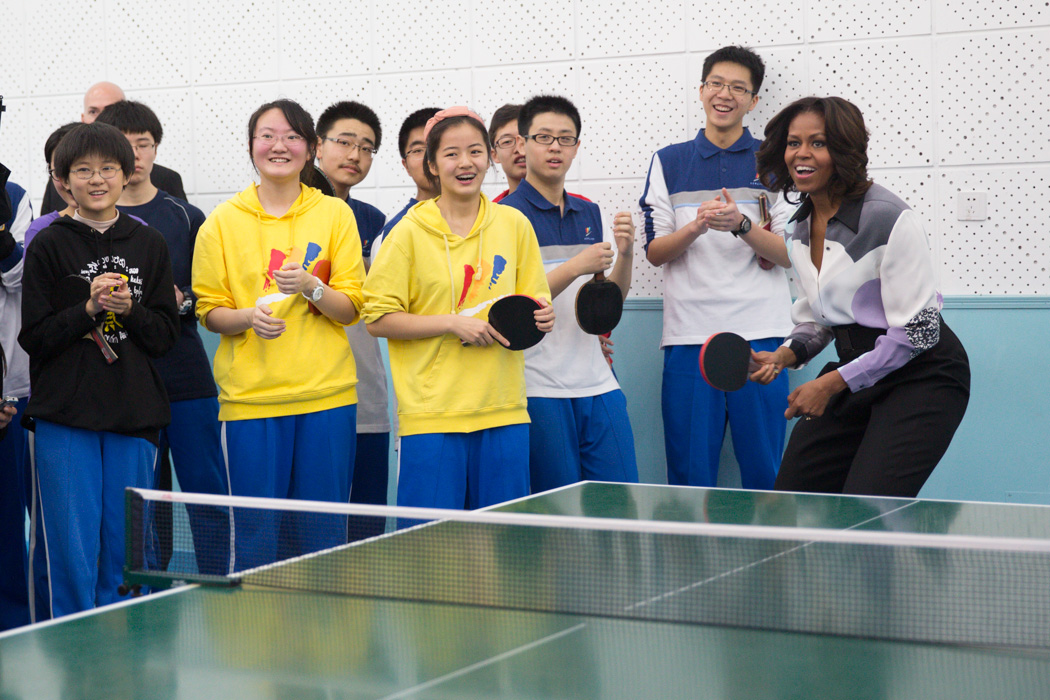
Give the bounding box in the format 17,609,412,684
700,61,759,133
428,122,490,201
251,108,310,184
784,110,835,198
491,118,526,186
316,117,376,194
60,154,129,220
522,112,578,188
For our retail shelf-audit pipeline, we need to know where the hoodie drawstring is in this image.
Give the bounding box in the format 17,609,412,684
443,234,456,314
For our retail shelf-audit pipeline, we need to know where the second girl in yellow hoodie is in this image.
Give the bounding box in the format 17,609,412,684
193,99,365,570
363,107,554,510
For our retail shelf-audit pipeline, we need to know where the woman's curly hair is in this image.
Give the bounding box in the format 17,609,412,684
756,96,872,204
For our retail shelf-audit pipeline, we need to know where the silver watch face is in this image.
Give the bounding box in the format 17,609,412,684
310,284,324,301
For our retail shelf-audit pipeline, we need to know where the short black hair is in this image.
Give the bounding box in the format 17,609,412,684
702,46,766,94
95,100,164,145
517,95,581,138
488,104,521,146
316,101,382,151
247,99,318,176
53,122,135,181
44,122,81,166
397,107,441,159
424,114,491,191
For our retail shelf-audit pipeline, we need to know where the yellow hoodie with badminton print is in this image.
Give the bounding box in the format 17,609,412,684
193,183,366,421
362,195,550,437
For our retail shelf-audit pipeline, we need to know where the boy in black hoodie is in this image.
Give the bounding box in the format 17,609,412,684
18,122,178,619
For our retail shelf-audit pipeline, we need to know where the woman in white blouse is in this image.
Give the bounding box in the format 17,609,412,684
749,96,970,497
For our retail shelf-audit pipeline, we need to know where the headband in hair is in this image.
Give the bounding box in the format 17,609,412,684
422,106,486,142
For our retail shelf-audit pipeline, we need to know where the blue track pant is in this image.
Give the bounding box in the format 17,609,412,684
663,338,788,489
221,405,356,572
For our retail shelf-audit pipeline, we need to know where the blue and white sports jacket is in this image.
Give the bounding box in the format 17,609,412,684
640,128,793,346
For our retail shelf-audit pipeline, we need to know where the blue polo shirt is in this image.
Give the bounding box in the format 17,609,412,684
347,197,386,259
501,179,620,398
119,190,216,401
501,180,602,253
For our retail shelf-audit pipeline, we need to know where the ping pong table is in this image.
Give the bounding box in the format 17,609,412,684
2,482,1049,699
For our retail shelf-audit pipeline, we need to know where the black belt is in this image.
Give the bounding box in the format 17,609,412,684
833,324,886,362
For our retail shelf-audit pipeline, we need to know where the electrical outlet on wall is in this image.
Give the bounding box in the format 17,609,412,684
957,191,988,221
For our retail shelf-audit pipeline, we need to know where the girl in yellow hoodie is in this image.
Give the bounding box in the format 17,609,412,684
192,100,365,570
363,107,554,510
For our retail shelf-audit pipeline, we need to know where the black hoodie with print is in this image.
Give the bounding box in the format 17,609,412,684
19,214,179,443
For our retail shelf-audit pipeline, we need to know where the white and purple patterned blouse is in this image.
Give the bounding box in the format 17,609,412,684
784,183,942,393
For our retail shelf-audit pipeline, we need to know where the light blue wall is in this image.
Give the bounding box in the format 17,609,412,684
200,297,1050,505
614,298,1050,505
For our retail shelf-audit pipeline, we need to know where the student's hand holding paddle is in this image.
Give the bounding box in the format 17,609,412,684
570,241,614,277
248,303,286,340
533,297,555,334
449,314,507,348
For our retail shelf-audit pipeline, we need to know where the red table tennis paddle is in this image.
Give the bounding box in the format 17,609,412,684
52,275,118,364
699,332,752,392
575,271,623,335
461,294,545,351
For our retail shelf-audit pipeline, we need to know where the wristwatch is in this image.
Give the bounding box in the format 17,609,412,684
178,297,193,316
303,277,324,303
730,214,752,237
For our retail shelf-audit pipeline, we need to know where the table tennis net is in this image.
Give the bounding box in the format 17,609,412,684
125,488,1050,650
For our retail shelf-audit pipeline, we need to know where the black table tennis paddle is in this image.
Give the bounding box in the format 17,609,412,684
575,271,623,335
462,294,545,351
52,275,118,363
699,332,751,392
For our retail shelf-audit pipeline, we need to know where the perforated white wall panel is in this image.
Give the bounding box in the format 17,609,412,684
808,0,931,40
935,29,1050,166
809,38,934,169
472,0,574,67
934,0,1049,32
687,0,803,47
107,0,191,89
575,179,662,297
1,1,1047,296
938,167,1050,295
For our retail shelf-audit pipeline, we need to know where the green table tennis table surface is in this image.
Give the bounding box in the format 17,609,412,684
2,482,1049,700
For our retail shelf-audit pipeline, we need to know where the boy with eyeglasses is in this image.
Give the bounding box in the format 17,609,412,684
488,104,526,202
489,104,594,206
501,94,638,493
641,45,793,490
315,101,391,529
19,122,178,618
374,108,442,253
95,101,229,575
41,82,186,216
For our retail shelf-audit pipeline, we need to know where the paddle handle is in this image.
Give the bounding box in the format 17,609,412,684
594,271,606,282
89,327,118,364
